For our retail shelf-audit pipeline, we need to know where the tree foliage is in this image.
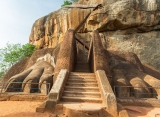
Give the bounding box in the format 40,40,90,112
61,0,72,7
70,0,79,3
61,0,79,7
0,43,35,79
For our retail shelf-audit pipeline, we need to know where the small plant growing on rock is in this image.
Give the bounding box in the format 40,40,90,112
61,0,72,7
61,0,79,7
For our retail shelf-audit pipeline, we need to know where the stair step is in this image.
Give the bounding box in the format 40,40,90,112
63,91,101,98
69,76,94,78
74,70,91,73
68,78,95,81
69,74,95,76
74,69,91,71
75,65,89,66
70,72,94,75
69,75,95,79
67,79,97,83
61,96,102,103
76,62,89,64
75,64,89,66
64,86,99,92
75,67,90,69
66,82,98,87
74,68,91,71
60,71,103,104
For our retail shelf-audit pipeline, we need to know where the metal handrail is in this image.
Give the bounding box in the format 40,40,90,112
114,85,160,99
0,82,50,95
74,4,103,51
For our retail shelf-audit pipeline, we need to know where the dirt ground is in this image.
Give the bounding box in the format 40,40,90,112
0,101,56,117
1,101,160,117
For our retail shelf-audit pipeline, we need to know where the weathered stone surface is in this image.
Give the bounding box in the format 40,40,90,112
2,48,60,83
92,30,111,77
87,0,160,31
36,69,68,113
54,29,76,76
86,0,160,71
113,69,130,98
2,47,60,93
48,69,68,100
117,98,160,107
101,31,160,72
53,103,112,117
2,58,29,83
37,53,56,67
29,7,91,49
4,61,54,93
1,0,160,116
29,0,160,72
96,70,117,116
109,51,160,98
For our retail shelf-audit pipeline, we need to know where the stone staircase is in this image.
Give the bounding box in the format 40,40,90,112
60,72,102,103
36,31,119,116
60,37,103,104
55,70,105,116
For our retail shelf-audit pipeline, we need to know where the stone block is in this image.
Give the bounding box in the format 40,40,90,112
92,30,111,78
96,70,117,116
54,29,76,77
49,69,68,100
36,101,46,113
44,69,68,112
119,110,129,117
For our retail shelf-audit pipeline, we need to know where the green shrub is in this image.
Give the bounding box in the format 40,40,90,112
61,0,72,7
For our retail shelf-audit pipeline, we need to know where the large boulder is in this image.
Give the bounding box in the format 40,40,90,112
29,0,160,72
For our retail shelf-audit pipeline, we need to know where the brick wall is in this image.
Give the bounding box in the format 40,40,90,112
54,29,76,81
89,30,111,81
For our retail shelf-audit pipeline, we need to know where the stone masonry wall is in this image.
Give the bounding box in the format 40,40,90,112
53,29,76,81
92,30,111,80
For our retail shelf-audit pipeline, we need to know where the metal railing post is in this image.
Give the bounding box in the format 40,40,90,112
0,82,51,95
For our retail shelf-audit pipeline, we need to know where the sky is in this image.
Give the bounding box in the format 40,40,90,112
0,0,64,48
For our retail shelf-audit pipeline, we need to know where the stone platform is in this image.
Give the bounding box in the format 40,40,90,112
53,102,109,117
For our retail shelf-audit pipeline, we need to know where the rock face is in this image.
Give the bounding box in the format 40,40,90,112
29,0,160,72
1,1,160,116
2,1,160,114
29,6,91,48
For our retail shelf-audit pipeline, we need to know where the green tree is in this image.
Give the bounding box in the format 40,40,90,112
1,43,22,66
0,43,35,79
0,63,7,79
61,0,72,7
70,0,79,3
21,43,35,59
